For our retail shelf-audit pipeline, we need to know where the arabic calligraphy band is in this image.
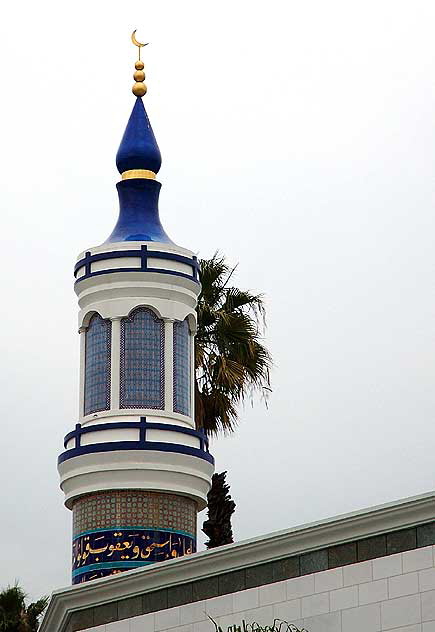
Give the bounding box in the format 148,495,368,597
72,527,196,584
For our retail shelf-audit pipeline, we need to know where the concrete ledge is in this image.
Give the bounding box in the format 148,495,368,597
59,449,214,510
40,490,435,632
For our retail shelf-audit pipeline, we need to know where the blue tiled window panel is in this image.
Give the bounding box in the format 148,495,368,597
84,314,111,416
120,307,164,409
173,318,191,416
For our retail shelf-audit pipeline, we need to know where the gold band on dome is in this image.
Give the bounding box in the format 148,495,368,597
122,169,156,180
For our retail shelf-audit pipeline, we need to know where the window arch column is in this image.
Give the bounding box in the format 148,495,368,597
163,318,174,413
78,326,86,420
110,317,122,410
190,329,195,421
173,318,192,417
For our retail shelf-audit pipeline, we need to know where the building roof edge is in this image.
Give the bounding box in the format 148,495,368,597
40,489,435,632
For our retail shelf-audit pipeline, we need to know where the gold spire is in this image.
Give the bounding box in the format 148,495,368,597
131,30,148,97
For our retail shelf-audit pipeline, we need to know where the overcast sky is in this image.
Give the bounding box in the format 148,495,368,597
2,0,435,601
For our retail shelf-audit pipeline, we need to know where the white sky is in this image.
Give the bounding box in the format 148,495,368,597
1,0,435,601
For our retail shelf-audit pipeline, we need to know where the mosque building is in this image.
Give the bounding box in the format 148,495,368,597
41,37,435,632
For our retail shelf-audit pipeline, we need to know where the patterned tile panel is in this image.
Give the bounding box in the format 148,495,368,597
83,314,111,416
72,490,197,584
173,318,191,416
120,308,164,409
72,490,196,536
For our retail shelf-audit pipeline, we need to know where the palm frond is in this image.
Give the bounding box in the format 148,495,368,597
26,598,49,631
195,254,272,435
0,585,48,632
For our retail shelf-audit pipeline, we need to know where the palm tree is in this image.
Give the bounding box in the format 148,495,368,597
0,585,48,632
195,253,272,435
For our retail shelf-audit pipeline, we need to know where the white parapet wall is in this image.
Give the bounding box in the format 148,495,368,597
40,491,435,632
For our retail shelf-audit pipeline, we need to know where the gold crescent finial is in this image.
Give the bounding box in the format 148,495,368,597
131,30,149,57
131,30,149,97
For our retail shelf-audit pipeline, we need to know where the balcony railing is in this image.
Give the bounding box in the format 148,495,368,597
58,417,213,465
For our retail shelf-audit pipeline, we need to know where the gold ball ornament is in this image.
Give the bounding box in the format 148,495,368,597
132,82,147,97
135,60,145,70
134,70,145,82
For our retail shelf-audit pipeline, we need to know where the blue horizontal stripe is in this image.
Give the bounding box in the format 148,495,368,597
73,525,196,541
72,560,153,578
74,248,199,275
75,267,199,285
58,440,214,465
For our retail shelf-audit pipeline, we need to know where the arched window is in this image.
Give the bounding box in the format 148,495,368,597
173,318,191,416
84,314,111,416
120,307,164,409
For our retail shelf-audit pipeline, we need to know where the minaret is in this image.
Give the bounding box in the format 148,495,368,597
58,36,214,584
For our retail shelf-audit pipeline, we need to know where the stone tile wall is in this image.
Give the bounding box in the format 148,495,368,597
77,545,435,632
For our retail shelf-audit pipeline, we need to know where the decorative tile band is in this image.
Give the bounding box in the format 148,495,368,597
72,527,196,584
72,490,197,584
72,490,197,537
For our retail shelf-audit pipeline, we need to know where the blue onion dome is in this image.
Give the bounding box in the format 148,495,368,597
116,97,162,175
104,96,173,244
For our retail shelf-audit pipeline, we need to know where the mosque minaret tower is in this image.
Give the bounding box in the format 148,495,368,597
58,37,214,584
